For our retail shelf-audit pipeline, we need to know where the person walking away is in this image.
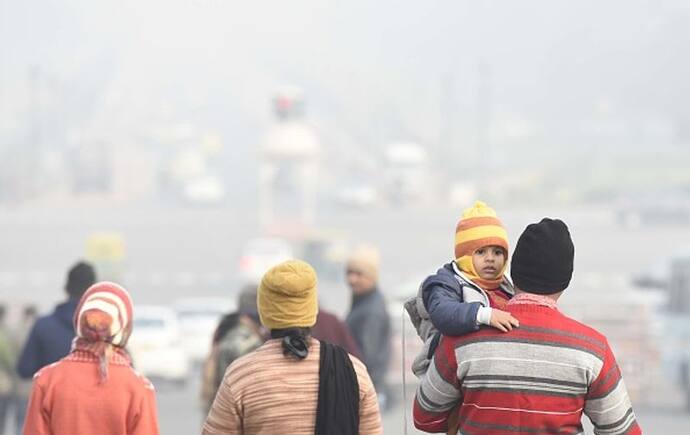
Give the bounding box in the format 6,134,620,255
414,218,642,434
11,305,36,435
23,282,159,435
16,262,96,379
344,245,392,410
203,259,382,434
200,286,265,414
0,305,16,435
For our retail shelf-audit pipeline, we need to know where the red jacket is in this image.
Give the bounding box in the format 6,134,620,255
24,350,159,435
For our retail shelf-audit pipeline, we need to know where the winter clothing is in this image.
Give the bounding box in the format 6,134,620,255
17,262,96,380
345,288,391,392
23,350,158,435
414,294,641,435
312,310,362,360
257,260,318,329
16,299,80,379
201,315,264,413
346,245,380,281
454,201,509,289
202,338,382,435
406,262,513,376
511,218,575,294
72,282,134,382
314,341,360,435
23,282,159,435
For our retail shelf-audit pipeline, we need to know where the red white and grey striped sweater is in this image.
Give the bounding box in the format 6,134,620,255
413,298,641,435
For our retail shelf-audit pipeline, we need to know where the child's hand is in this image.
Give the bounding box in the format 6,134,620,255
489,309,519,332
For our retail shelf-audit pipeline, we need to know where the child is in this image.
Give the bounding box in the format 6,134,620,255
406,201,520,377
23,282,159,435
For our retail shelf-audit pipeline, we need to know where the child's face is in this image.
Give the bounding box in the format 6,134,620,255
472,245,506,280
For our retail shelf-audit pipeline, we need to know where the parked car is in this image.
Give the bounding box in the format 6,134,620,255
174,297,234,362
238,237,293,283
128,305,190,385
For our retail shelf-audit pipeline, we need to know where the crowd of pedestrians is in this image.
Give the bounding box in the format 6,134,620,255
0,203,642,434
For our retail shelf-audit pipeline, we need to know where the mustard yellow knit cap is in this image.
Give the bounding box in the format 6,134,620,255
258,259,319,330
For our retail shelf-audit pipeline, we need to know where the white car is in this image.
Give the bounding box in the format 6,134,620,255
238,238,293,283
174,297,234,362
128,305,190,384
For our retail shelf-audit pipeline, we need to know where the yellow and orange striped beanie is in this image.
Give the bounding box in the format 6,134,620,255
454,201,509,283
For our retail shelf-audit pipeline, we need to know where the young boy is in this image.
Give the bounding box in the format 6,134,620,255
406,201,520,377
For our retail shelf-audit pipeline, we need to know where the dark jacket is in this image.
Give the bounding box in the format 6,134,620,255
346,288,390,389
421,263,481,336
16,299,79,379
410,262,513,377
312,310,362,360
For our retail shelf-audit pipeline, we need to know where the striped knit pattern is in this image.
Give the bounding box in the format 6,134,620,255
455,216,508,259
203,338,382,435
414,304,641,435
75,282,133,347
454,201,508,260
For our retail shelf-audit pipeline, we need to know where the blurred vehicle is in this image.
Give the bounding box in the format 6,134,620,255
182,175,225,205
301,233,349,282
174,297,234,362
615,193,690,229
666,251,690,411
383,142,429,205
129,305,190,384
238,237,293,283
335,182,379,208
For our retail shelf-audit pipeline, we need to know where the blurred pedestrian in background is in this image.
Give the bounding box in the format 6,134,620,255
23,282,159,435
200,285,266,414
0,305,15,435
203,259,382,435
312,307,361,360
11,305,36,435
344,245,392,411
16,261,96,379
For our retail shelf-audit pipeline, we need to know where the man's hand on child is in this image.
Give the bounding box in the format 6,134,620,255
489,310,520,332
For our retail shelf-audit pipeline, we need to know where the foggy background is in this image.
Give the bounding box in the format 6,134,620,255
1,1,690,433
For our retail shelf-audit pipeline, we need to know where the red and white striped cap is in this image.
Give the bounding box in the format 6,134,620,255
74,282,134,347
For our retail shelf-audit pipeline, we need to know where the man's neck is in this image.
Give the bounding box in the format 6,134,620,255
507,292,559,310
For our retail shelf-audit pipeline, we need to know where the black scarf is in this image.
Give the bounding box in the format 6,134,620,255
315,341,360,435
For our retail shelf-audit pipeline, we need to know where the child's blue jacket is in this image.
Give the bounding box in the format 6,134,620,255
421,263,482,336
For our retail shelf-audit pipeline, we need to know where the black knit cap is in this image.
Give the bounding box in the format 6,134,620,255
510,218,574,295
65,261,96,298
